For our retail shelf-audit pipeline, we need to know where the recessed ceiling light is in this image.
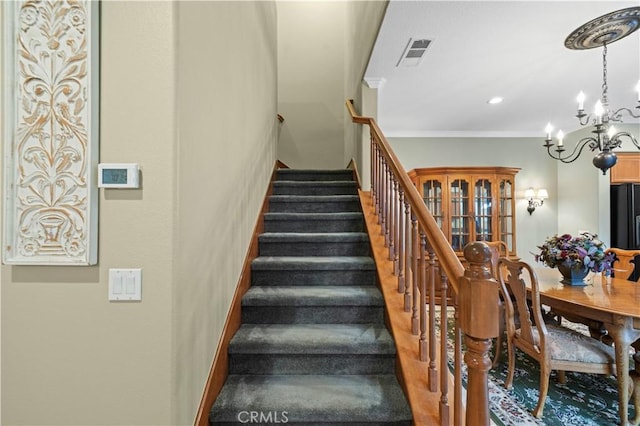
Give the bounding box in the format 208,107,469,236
487,97,504,105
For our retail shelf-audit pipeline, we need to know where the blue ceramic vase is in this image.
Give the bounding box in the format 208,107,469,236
557,263,589,286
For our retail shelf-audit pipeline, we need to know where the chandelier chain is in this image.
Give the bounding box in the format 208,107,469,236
601,43,609,107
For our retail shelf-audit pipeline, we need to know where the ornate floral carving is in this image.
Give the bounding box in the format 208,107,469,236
5,0,97,263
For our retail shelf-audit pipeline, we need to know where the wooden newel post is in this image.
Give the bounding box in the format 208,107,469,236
460,242,499,426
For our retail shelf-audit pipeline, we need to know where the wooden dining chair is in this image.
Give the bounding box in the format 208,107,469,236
497,257,616,419
484,240,552,366
606,248,640,281
484,240,508,279
484,240,509,366
608,249,640,424
607,248,640,354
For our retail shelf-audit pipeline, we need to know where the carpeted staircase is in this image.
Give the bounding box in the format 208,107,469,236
210,169,412,425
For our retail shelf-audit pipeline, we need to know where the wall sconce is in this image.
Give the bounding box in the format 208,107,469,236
525,187,548,215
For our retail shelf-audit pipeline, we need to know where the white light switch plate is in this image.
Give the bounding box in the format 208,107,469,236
109,268,142,301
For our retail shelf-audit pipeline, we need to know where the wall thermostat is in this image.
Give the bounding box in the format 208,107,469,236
98,163,140,188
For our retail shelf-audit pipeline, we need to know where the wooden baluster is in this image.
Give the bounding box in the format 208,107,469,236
419,234,428,360
407,213,417,312
379,161,385,233
384,166,391,247
379,161,386,236
389,177,396,263
460,242,499,426
370,134,376,209
401,200,411,295
376,147,382,222
411,230,425,336
412,230,424,335
397,189,405,293
439,269,450,426
394,179,401,269
453,295,463,426
383,156,387,229
427,242,438,392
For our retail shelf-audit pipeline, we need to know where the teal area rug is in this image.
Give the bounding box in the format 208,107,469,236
439,309,634,425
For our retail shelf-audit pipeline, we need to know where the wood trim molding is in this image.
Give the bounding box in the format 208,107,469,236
194,162,280,426
347,158,361,189
409,166,521,175
276,160,289,169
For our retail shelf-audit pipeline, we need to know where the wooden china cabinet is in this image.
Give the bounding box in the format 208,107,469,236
408,166,520,259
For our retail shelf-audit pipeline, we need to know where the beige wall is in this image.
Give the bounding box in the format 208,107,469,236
277,1,347,169
2,2,175,424
174,1,277,425
277,1,387,170
1,1,278,425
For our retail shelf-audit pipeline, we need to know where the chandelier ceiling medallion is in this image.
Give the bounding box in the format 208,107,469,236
543,6,640,175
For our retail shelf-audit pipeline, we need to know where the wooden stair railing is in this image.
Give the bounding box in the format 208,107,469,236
347,99,499,426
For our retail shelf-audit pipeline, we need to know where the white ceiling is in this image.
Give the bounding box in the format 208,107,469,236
365,0,640,138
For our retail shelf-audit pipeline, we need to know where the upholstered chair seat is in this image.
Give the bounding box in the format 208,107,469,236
517,325,615,364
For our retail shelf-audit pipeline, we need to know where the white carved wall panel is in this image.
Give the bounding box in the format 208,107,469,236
2,0,99,265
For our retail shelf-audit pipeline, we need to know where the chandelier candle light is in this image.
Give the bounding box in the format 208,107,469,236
543,6,640,175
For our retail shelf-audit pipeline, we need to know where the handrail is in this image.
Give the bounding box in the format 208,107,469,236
346,100,464,285
347,99,498,426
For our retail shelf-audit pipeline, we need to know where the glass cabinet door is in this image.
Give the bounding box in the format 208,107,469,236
498,177,515,253
422,179,443,229
474,178,492,242
413,167,519,258
449,178,470,252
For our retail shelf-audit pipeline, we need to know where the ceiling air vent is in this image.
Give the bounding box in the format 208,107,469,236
396,38,432,67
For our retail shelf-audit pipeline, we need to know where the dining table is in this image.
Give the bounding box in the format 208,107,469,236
532,267,640,426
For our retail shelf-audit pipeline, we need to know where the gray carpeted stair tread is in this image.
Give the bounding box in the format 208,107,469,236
242,285,382,306
241,285,384,324
276,169,355,181
252,256,375,270
263,212,365,233
269,195,361,213
270,194,360,202
258,233,370,256
228,323,396,354
277,169,354,175
264,212,364,220
273,181,358,196
259,232,369,243
210,374,412,424
251,258,376,286
274,180,356,185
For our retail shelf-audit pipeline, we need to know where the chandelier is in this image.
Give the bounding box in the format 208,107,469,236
543,6,640,175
